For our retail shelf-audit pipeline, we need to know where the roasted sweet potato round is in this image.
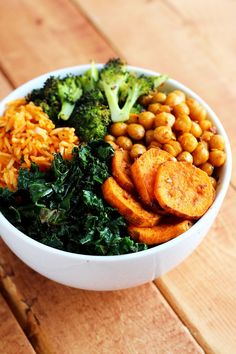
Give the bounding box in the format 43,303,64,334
112,149,135,193
154,161,215,219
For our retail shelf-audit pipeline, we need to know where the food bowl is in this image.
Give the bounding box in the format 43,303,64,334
0,64,232,291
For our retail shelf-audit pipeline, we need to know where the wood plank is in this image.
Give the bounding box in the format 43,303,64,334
0,72,12,100
0,240,203,354
75,0,236,187
0,293,35,354
0,0,115,86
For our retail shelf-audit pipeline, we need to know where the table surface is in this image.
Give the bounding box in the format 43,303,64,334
0,1,235,353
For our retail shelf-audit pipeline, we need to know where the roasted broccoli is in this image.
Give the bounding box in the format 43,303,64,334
68,90,111,142
99,58,168,122
27,75,82,122
80,61,99,92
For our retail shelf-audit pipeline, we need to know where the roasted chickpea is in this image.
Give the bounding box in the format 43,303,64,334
104,134,116,143
116,136,133,150
173,90,186,101
173,115,192,133
148,103,161,114
210,177,217,189
127,114,139,124
166,92,184,107
158,105,172,113
154,112,175,128
199,119,212,131
130,144,147,159
163,140,182,157
192,142,209,166
209,134,225,151
186,98,207,121
151,92,166,103
139,94,153,106
201,131,214,142
145,129,155,145
110,122,127,137
190,121,202,138
154,126,173,144
138,111,155,130
209,150,226,167
148,141,162,149
199,162,214,176
173,102,190,116
127,123,145,140
177,151,193,163
178,133,198,152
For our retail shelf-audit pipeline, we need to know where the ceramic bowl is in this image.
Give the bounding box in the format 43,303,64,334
0,65,232,290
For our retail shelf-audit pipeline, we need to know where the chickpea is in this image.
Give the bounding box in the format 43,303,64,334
186,98,207,122
201,131,214,142
130,144,147,159
173,102,190,116
209,150,226,167
190,121,202,138
199,119,212,131
192,142,209,166
199,162,214,176
173,90,186,101
173,115,192,133
110,122,127,137
154,126,173,144
148,103,161,114
148,141,162,149
209,134,225,151
210,177,217,189
159,105,172,113
104,134,116,143
178,133,198,152
127,114,139,124
138,111,155,130
177,151,193,163
116,136,133,150
127,123,145,140
163,140,182,157
166,92,184,107
139,94,153,106
154,112,175,128
145,129,155,145
151,92,166,103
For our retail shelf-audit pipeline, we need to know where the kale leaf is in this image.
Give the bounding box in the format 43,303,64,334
0,140,147,255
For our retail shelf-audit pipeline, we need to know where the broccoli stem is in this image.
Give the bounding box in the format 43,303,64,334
58,101,75,121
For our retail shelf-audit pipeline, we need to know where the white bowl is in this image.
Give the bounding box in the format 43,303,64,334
0,65,232,291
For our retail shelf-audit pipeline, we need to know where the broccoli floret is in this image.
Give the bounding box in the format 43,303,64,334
27,75,82,122
68,90,111,142
80,61,99,92
99,58,168,122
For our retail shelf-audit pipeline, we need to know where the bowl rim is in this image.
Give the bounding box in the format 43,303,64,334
0,64,232,262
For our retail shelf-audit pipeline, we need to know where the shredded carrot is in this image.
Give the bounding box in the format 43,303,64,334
0,99,79,190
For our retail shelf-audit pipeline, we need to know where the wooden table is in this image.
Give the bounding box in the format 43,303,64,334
0,1,235,353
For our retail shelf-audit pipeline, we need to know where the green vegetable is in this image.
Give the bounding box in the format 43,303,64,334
68,89,111,142
27,75,83,122
0,141,147,255
99,58,168,122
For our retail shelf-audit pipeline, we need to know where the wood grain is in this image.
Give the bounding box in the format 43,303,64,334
0,0,115,86
0,241,203,354
75,0,236,187
0,293,35,354
0,72,12,99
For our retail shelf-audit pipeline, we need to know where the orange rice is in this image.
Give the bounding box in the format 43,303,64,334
0,99,79,190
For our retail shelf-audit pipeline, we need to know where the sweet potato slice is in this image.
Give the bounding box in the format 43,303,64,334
128,220,193,245
130,148,173,206
112,149,135,193
154,161,215,220
102,177,161,227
